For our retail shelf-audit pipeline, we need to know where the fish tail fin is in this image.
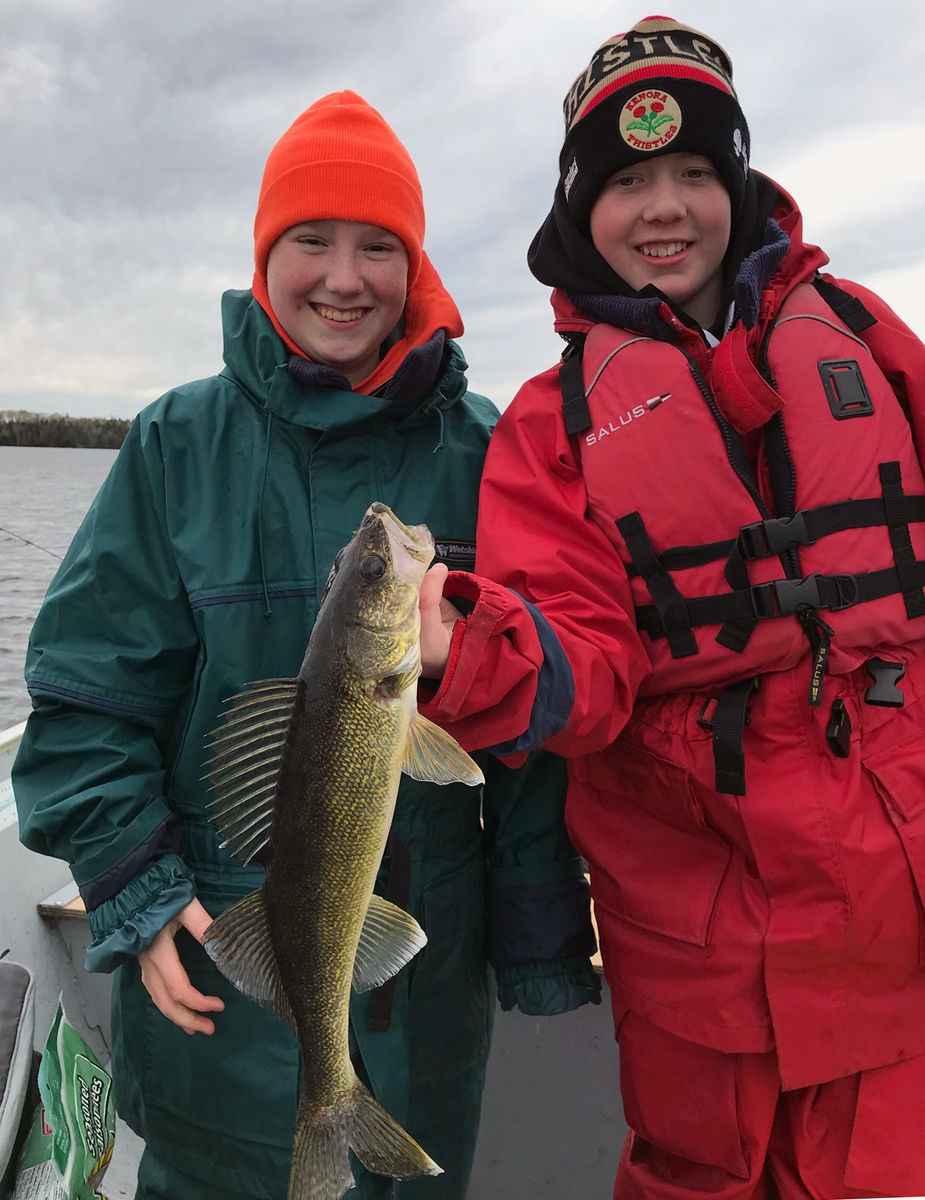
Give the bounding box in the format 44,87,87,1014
287,1097,354,1200
287,1082,442,1199
348,1080,443,1182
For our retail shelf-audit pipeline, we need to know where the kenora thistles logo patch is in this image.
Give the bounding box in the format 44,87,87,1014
619,90,681,151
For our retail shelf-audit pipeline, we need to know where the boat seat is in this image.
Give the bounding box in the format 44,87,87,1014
0,959,35,1183
37,883,86,920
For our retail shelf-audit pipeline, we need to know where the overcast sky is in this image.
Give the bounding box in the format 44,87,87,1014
4,0,925,419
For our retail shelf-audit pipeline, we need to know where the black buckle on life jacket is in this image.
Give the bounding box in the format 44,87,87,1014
749,573,860,620
751,575,822,618
737,512,814,560
865,657,906,707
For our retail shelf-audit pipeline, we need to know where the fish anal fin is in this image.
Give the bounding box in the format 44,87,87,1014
401,713,484,787
203,890,295,1030
352,895,427,993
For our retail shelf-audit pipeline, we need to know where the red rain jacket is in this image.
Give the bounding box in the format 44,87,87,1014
421,183,925,1089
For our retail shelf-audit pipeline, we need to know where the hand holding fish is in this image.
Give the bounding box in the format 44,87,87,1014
138,897,225,1036
418,562,464,678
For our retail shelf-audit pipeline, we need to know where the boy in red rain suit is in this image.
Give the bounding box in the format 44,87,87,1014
419,15,925,1199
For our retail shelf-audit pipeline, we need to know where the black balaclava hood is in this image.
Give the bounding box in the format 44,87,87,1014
528,15,775,311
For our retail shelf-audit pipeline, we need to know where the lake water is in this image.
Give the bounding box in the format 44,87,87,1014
0,446,117,730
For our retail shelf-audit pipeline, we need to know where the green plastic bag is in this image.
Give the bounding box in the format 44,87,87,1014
10,1001,113,1200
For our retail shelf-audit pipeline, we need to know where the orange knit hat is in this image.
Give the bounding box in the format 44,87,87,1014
253,91,425,290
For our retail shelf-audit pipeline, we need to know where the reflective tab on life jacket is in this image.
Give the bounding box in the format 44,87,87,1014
819,359,875,420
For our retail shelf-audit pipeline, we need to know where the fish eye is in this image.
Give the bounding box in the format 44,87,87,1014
360,554,386,582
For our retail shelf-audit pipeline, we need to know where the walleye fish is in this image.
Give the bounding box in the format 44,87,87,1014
201,502,483,1200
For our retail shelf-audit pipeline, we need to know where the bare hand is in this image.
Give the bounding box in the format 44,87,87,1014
419,563,464,678
138,898,225,1035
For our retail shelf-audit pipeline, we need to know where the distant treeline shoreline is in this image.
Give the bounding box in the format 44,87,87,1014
0,410,130,449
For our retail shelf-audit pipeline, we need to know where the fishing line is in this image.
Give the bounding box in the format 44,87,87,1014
0,525,63,561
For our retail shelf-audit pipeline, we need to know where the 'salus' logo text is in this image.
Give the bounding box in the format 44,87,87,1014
584,393,670,446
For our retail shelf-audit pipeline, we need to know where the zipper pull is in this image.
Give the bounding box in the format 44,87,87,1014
825,698,851,758
799,609,834,708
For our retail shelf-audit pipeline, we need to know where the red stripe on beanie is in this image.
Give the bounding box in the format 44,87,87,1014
576,62,734,125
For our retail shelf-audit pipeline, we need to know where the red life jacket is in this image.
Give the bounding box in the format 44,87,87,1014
570,280,925,698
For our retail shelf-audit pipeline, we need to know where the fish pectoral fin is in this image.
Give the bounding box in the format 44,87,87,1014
352,895,427,993
401,713,485,787
374,669,419,701
203,889,296,1031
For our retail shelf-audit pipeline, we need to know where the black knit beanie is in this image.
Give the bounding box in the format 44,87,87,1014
530,15,760,298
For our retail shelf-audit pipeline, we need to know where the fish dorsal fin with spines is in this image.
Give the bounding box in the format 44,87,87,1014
202,889,296,1030
352,895,428,993
401,713,484,787
204,678,299,864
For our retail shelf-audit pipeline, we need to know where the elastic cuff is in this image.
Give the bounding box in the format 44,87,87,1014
85,854,196,973
495,957,602,1016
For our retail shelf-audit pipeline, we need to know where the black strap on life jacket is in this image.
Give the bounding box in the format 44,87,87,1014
635,557,925,640
812,276,877,334
559,335,592,436
616,512,698,658
625,495,925,576
714,541,756,654
699,677,761,796
880,462,925,619
367,829,412,1033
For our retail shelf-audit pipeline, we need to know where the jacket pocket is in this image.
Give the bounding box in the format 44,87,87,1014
618,1011,750,1179
863,738,925,963
572,741,731,948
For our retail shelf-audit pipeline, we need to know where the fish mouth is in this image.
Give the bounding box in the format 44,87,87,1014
367,503,434,568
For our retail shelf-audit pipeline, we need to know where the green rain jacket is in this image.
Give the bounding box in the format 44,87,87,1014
13,291,599,1199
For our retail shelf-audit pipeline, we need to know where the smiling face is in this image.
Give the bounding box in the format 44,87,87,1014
266,220,409,385
589,152,732,329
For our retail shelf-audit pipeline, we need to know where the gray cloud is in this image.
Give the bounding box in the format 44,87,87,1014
3,0,924,418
